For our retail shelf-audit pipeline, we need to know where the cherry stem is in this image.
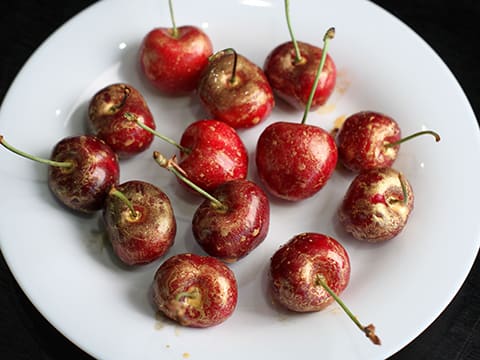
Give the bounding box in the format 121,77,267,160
384,130,441,148
225,48,239,85
0,135,72,168
109,187,139,220
300,27,335,125
110,86,130,113
398,173,408,205
284,0,302,63
123,112,190,154
168,0,178,37
210,48,239,85
315,275,381,345
153,151,227,211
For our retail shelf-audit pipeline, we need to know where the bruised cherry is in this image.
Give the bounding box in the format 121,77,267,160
338,167,414,242
88,83,156,158
336,111,440,171
154,153,269,262
0,134,119,213
103,180,176,265
152,253,238,328
197,48,275,129
263,0,336,110
270,232,380,345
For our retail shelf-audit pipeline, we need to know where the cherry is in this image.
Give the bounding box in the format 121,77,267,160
152,253,238,328
154,152,269,262
0,134,119,213
88,83,156,158
125,113,248,193
338,167,414,242
197,48,275,129
263,0,336,110
336,110,440,171
103,180,176,265
139,0,213,95
270,232,380,345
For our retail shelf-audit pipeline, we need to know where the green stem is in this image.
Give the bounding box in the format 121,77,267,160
0,135,72,168
285,0,302,63
168,0,178,37
315,274,381,345
153,151,227,211
398,173,408,205
384,130,441,148
109,187,139,219
300,27,335,125
123,113,190,154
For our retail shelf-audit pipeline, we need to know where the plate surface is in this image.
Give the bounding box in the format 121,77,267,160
0,0,479,359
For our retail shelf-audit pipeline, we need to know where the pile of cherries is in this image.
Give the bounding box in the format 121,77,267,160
1,0,440,345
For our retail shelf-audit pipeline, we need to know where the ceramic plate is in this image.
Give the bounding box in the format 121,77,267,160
1,0,479,359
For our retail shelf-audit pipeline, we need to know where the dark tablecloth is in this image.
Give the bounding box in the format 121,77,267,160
1,1,479,359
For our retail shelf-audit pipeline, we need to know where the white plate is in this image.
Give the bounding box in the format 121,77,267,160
1,0,479,359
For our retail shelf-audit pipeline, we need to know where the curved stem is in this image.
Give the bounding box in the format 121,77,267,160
153,151,227,211
0,135,72,168
110,86,130,113
301,27,335,125
315,275,381,345
123,112,190,154
168,0,178,37
384,130,441,148
109,187,139,219
285,0,302,63
225,48,239,85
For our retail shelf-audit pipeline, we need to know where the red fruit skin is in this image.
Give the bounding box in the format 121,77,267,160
103,180,176,266
270,233,350,312
264,41,336,110
139,26,213,95
48,135,120,213
197,51,275,129
152,253,238,328
179,119,248,193
336,111,401,172
338,167,414,242
255,122,337,201
88,83,156,158
192,179,270,262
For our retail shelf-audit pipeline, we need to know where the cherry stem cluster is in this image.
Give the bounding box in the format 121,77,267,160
123,112,190,154
153,151,227,211
301,27,335,125
284,0,302,64
0,135,72,168
384,130,441,148
109,187,139,220
168,0,178,37
315,274,381,345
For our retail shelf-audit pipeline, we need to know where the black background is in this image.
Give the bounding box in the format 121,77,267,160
0,1,479,359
